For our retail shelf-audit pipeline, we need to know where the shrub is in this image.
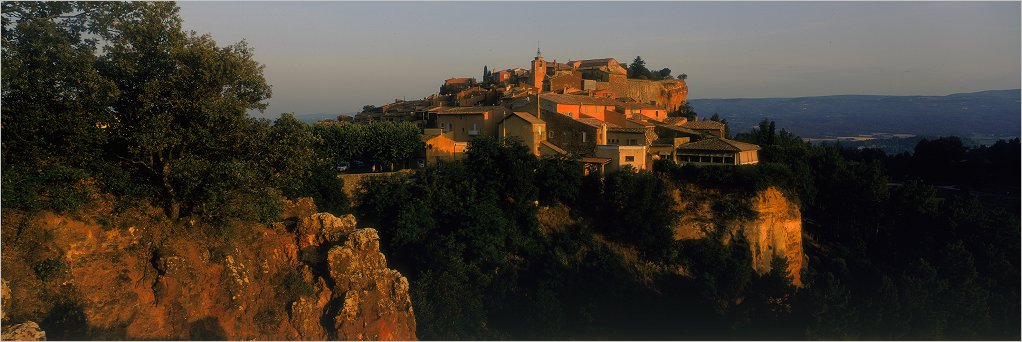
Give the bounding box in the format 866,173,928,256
33,258,68,281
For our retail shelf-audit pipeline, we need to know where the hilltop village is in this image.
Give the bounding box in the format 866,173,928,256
331,51,761,175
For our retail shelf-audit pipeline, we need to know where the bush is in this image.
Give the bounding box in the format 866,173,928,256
599,169,678,261
2,165,96,214
33,258,68,281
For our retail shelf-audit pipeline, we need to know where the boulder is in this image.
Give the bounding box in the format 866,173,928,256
1,321,46,341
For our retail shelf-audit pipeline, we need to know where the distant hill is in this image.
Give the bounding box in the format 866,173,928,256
293,113,353,123
688,89,1020,139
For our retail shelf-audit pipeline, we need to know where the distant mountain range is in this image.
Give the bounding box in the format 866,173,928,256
688,89,1020,139
293,113,353,123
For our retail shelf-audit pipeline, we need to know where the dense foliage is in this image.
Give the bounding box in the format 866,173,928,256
359,119,1018,339
1,2,350,224
627,56,677,81
311,121,423,172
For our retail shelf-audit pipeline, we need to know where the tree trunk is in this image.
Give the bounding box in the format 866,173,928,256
159,162,180,221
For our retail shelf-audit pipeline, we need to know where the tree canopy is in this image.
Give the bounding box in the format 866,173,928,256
1,2,347,223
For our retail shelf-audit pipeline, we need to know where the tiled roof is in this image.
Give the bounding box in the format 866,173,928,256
625,118,655,128
621,102,663,110
540,93,621,106
682,120,726,130
507,111,544,125
677,138,761,152
445,78,474,84
580,157,612,164
575,117,605,128
434,106,504,115
661,117,687,125
540,140,567,155
573,58,617,68
608,127,646,133
654,124,703,136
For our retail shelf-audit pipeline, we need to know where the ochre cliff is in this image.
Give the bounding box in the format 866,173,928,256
627,79,689,113
673,186,804,286
0,199,416,340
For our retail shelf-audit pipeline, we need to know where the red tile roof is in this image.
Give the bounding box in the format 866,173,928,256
682,120,726,130
677,138,760,152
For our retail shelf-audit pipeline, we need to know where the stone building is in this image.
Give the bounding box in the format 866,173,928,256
428,106,510,142
681,119,726,138
676,138,761,165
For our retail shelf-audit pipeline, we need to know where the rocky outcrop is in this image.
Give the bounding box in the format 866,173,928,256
0,201,416,340
673,186,804,286
742,188,804,286
2,321,46,341
627,79,689,113
0,279,46,341
2,279,9,322
327,229,416,340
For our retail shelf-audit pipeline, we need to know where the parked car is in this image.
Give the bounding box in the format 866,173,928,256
335,162,350,172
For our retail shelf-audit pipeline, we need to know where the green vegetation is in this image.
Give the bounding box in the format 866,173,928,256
1,2,354,226
311,121,422,172
628,56,677,81
357,120,1018,339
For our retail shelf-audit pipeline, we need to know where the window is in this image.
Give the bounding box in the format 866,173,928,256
627,139,637,145
472,123,477,131
582,132,587,142
625,156,635,162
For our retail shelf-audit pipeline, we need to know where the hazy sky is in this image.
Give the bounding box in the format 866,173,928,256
177,1,1021,118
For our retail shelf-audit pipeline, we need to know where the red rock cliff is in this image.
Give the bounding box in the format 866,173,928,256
0,200,416,340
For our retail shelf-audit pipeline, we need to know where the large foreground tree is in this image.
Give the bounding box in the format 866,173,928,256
3,2,274,220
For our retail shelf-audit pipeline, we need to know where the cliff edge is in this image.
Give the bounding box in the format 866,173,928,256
674,186,804,286
0,199,416,340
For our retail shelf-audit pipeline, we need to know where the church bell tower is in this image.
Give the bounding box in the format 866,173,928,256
530,48,546,90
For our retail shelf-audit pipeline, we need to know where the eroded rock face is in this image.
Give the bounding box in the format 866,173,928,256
626,79,689,113
2,279,9,322
742,188,804,286
297,213,358,251
1,321,46,341
327,229,417,340
673,186,805,286
0,201,416,340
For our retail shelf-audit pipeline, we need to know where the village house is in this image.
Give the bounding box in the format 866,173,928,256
420,128,468,165
606,127,646,146
359,50,759,175
681,119,726,138
497,111,566,157
594,145,647,173
621,102,668,122
538,93,621,121
442,77,476,94
427,106,510,142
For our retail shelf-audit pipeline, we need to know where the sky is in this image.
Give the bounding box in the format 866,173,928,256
177,1,1021,118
